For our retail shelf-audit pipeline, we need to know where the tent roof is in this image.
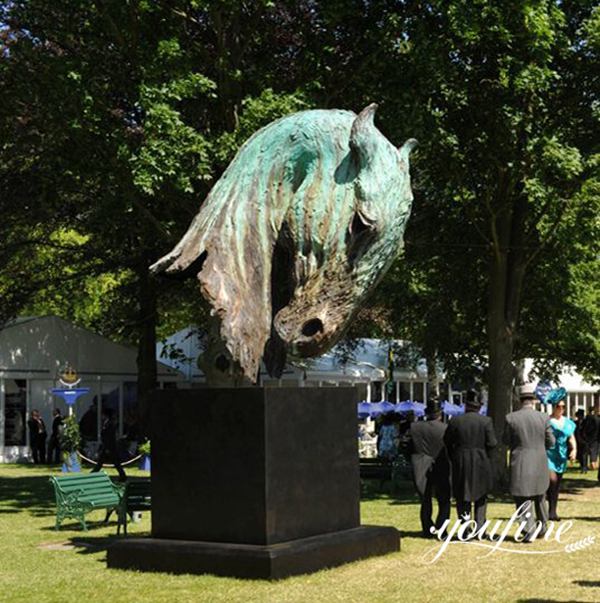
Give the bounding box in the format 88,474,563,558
0,315,181,379
157,328,426,381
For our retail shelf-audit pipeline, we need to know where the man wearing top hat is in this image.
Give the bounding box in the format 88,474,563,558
444,390,497,530
408,398,451,537
504,383,555,541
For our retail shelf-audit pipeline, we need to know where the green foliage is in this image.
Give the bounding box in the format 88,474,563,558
0,0,597,395
131,73,216,195
138,440,151,456
59,415,81,454
214,88,309,165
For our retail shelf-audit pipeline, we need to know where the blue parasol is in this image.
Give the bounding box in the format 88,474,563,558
411,402,426,417
396,400,414,414
442,401,464,417
357,401,371,419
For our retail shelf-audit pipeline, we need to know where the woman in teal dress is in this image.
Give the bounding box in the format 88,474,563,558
545,387,577,520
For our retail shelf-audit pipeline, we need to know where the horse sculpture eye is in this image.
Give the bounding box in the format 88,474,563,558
350,211,372,237
347,211,377,264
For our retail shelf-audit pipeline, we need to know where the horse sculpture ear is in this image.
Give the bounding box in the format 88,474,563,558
399,138,418,162
350,103,379,168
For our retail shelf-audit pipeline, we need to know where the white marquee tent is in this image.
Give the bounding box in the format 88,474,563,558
157,326,598,412
157,327,436,401
0,316,182,462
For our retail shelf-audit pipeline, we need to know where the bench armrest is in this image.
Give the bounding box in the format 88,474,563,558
112,482,126,498
61,489,93,512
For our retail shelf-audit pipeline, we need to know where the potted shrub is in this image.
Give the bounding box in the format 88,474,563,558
139,440,151,471
60,415,81,472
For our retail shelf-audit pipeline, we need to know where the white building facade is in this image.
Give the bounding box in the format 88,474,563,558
0,316,182,462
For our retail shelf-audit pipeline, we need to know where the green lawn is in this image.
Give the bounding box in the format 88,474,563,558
1,463,599,603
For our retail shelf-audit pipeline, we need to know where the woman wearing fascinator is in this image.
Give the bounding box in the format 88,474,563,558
544,387,577,520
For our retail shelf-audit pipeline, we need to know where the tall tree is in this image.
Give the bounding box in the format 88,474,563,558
372,0,600,450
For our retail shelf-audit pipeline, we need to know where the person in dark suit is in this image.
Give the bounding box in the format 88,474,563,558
27,409,47,464
408,398,451,537
581,407,600,473
47,408,64,464
504,384,555,542
444,390,497,530
574,408,586,472
91,407,126,481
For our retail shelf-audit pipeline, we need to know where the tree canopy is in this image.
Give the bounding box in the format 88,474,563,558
1,1,597,415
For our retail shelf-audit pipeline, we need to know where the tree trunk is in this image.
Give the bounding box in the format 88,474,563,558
486,180,529,484
136,257,157,436
425,349,440,398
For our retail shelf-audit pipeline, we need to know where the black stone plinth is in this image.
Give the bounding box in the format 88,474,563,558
107,525,400,579
106,387,400,578
150,387,360,545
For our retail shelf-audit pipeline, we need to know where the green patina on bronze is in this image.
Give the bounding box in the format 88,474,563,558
151,104,416,381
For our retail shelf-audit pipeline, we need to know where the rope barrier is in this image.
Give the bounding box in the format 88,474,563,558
77,451,143,468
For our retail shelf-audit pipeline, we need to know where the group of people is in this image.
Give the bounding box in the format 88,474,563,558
27,408,64,464
407,385,579,541
28,405,126,480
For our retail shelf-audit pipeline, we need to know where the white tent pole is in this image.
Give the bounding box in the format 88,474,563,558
26,378,31,450
118,382,124,437
96,376,102,441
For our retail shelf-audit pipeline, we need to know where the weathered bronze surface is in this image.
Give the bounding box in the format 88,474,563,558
151,104,416,381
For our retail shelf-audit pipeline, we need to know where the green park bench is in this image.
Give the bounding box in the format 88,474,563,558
50,471,123,531
117,478,151,536
359,458,393,483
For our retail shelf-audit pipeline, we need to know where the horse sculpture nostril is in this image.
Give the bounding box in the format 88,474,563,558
301,318,324,337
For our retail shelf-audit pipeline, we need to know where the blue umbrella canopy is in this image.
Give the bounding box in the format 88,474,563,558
411,402,426,417
396,400,414,413
367,401,383,417
379,401,396,414
393,400,425,416
357,401,371,419
442,401,464,417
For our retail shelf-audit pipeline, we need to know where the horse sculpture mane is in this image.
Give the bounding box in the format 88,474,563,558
151,104,416,382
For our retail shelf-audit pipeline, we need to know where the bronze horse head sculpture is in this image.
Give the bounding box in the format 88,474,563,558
151,104,416,382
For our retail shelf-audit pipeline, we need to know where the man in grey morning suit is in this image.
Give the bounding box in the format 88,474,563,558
408,399,451,537
444,391,497,530
504,383,555,542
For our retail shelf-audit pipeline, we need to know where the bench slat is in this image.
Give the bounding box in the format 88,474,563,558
53,474,112,482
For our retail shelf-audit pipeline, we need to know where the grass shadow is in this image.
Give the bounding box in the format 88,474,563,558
361,480,421,506
70,535,121,554
0,474,56,515
517,600,587,603
399,529,430,539
572,580,600,587
561,477,599,495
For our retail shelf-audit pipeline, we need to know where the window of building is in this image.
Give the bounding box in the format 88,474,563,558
4,379,26,446
371,381,384,402
398,382,411,401
413,382,425,403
